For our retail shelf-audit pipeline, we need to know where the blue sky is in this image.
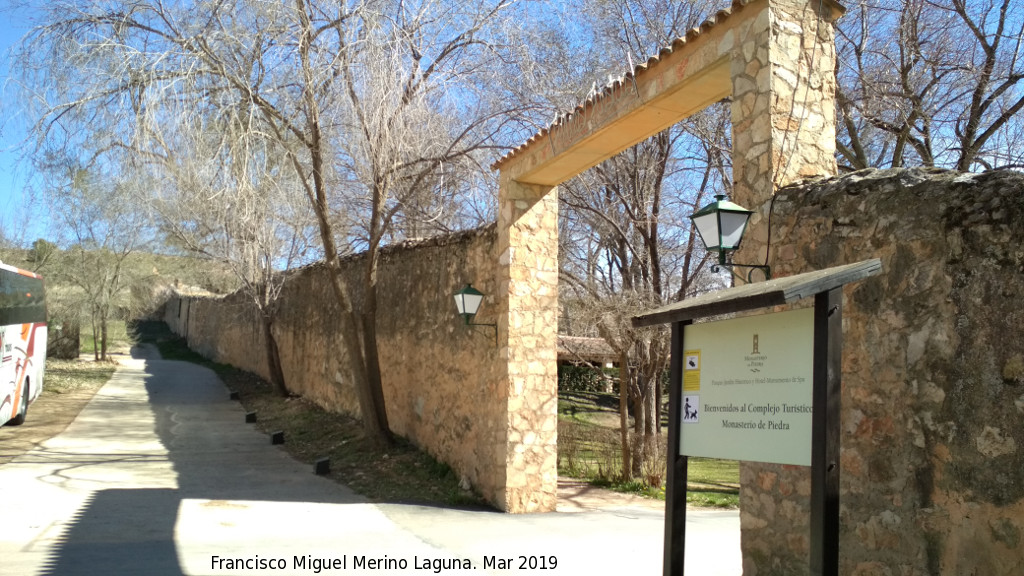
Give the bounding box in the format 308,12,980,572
0,3,45,246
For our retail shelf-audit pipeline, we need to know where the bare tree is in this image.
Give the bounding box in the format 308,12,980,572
46,165,151,361
561,115,726,480
836,0,1024,171
323,1,527,437
16,0,528,444
146,103,319,397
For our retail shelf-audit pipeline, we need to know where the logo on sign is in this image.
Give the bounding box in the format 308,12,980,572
745,332,767,373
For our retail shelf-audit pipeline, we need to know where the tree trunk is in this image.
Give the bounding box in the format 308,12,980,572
655,375,663,435
643,373,658,486
262,315,288,397
360,224,392,443
91,312,99,362
306,194,388,445
631,371,645,479
100,314,109,361
618,351,631,480
326,261,390,446
627,363,660,484
360,307,391,442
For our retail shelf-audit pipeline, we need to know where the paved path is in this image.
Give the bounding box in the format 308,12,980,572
0,347,740,575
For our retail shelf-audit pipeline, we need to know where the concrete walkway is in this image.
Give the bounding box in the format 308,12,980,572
0,347,740,575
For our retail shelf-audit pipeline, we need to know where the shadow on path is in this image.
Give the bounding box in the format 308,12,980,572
37,344,363,576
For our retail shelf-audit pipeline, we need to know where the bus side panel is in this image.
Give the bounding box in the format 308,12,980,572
0,393,11,426
2,322,47,425
0,264,47,425
29,324,47,404
15,322,47,407
0,324,15,425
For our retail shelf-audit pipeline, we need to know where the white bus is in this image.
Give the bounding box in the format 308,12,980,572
0,262,47,427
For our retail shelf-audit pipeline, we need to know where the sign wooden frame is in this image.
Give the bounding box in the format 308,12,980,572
632,259,882,576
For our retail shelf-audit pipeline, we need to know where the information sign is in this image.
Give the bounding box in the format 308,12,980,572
681,308,813,466
632,259,882,576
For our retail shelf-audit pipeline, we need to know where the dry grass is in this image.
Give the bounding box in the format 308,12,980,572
44,358,118,395
558,390,740,507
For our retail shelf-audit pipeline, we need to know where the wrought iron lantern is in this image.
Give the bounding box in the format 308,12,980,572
453,284,497,344
690,195,771,281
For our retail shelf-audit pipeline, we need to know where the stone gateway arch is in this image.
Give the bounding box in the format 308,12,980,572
490,0,843,513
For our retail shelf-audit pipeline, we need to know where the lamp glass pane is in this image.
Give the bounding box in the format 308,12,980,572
459,292,483,316
719,211,751,249
692,212,721,250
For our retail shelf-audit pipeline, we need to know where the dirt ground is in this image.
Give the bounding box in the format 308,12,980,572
0,384,106,466
556,477,665,513
0,353,127,466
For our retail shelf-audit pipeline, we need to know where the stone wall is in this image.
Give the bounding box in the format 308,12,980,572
740,168,1024,575
163,226,511,508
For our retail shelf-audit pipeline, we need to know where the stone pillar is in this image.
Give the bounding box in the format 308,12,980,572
730,0,843,272
494,177,559,513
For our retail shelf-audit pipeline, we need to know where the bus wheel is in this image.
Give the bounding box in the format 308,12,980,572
8,382,28,426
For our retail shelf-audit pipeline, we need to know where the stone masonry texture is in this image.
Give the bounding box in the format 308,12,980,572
495,179,560,513
731,0,841,270
740,168,1024,575
163,226,513,510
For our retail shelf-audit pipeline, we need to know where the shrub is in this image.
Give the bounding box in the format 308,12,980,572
558,364,618,392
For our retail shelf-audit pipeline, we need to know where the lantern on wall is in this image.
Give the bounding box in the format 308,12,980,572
453,284,485,325
453,284,497,344
689,195,771,281
690,195,754,264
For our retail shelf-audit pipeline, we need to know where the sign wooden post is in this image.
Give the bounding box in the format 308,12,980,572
632,260,881,576
663,321,689,573
810,288,842,575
